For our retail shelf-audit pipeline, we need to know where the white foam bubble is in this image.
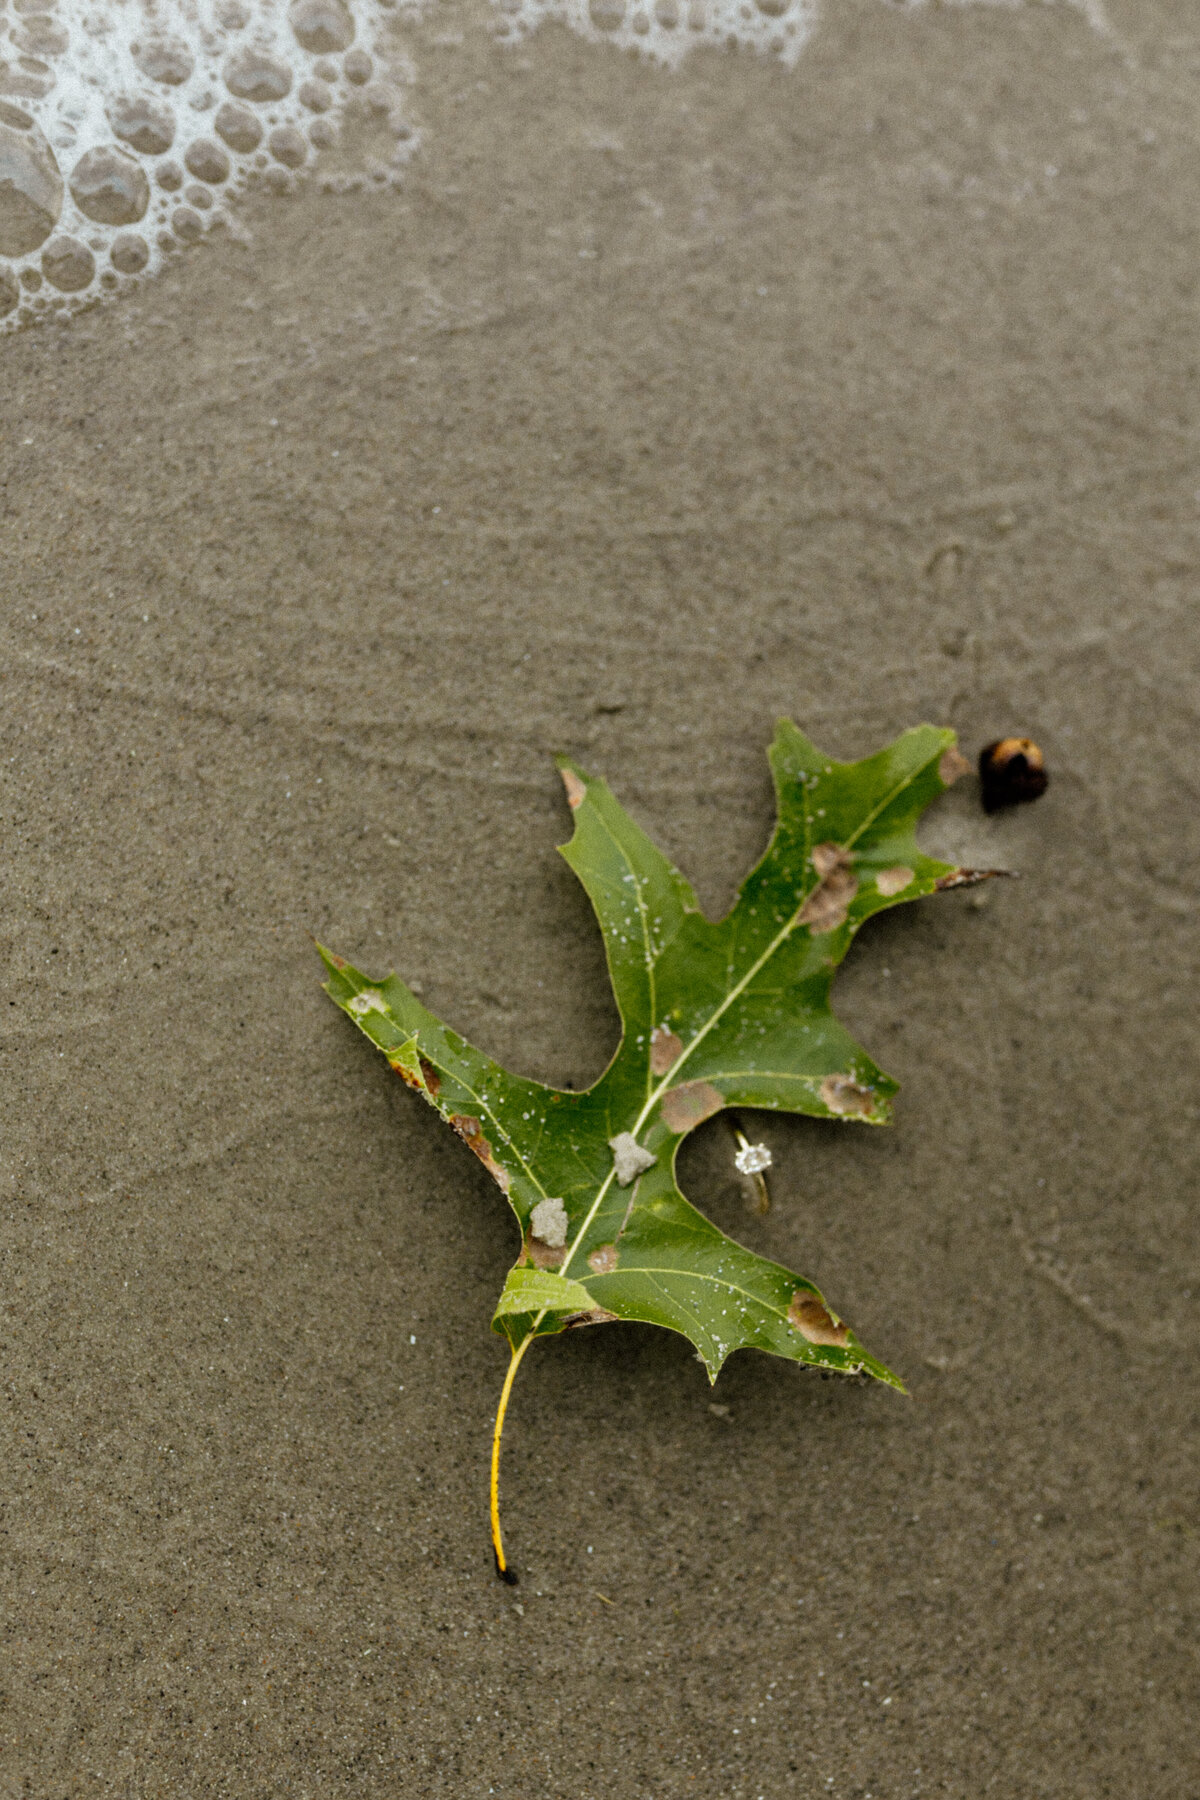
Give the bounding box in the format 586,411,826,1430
0,0,418,332
0,0,1108,331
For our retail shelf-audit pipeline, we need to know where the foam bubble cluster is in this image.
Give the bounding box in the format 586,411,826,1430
490,0,819,67
0,0,416,332
488,0,1105,73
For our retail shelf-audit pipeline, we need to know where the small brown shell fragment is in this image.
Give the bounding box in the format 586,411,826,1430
788,1290,849,1347
978,737,1048,813
797,843,858,934
819,1074,875,1117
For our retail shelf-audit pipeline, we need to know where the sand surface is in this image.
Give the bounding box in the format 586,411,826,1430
2,1,1198,1792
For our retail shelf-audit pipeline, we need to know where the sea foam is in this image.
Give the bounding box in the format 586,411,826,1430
0,0,414,332
492,0,1106,69
0,0,1108,333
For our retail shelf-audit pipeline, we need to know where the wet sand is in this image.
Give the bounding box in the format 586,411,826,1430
2,0,1197,1792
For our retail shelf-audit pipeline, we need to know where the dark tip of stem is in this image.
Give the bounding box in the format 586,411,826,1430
493,1550,519,1585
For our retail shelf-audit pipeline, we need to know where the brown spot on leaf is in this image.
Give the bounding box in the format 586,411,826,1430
449,1114,511,1193
788,1290,850,1347
797,843,858,934
649,1025,683,1075
819,1074,876,1117
810,842,848,879
561,767,586,810
875,865,914,897
418,1056,441,1096
562,1307,620,1329
588,1244,619,1275
660,1080,724,1134
938,746,971,787
390,1058,422,1090
451,1112,485,1148
522,1230,565,1270
979,737,1049,812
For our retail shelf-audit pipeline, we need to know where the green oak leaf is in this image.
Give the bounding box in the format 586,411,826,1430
320,720,991,1575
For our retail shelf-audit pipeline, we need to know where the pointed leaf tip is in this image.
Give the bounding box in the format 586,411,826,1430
560,766,587,809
